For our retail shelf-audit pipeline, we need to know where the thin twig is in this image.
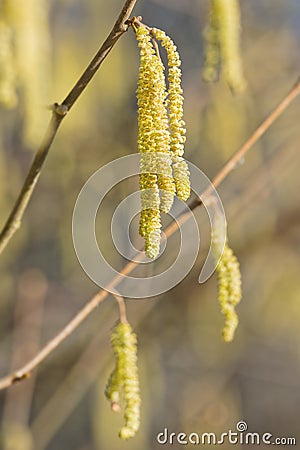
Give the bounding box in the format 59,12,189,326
0,79,299,391
0,0,138,256
112,293,128,324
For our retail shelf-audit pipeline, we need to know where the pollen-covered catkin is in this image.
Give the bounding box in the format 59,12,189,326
203,0,246,93
153,28,190,202
105,322,141,440
135,27,163,257
136,26,175,220
212,218,242,342
153,29,187,158
135,24,191,257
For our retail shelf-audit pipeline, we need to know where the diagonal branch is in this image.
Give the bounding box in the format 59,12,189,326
0,0,138,256
0,77,299,391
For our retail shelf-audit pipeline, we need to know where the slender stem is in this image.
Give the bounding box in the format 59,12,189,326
113,293,128,324
0,79,299,391
0,0,138,256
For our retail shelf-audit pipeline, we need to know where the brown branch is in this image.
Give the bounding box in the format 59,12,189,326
0,79,299,391
0,0,138,256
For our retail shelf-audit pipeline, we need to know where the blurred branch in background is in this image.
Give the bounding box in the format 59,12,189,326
0,77,299,391
1,269,47,450
0,0,137,256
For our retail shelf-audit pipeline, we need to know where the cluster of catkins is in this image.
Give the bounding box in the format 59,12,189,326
212,216,242,342
0,0,50,146
105,321,141,439
203,0,246,93
135,24,191,258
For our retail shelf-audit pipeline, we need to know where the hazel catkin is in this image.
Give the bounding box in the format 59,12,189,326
212,217,242,342
105,321,141,439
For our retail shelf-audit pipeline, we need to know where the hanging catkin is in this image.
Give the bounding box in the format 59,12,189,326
135,23,191,258
105,321,141,440
153,28,190,202
212,216,242,342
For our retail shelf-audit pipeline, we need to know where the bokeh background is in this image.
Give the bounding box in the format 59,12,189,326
0,0,300,449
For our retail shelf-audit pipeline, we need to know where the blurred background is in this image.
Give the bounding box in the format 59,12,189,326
0,0,300,449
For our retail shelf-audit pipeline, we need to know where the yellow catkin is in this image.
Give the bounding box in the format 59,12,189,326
105,322,141,440
136,26,164,257
153,29,186,157
5,0,51,147
203,0,246,93
136,26,175,217
153,28,191,202
0,18,17,108
149,41,175,213
212,218,242,342
135,25,191,256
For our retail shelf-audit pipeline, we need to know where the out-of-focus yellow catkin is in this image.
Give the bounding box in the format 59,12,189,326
105,322,141,440
202,0,220,83
5,0,51,147
203,0,246,93
0,19,17,108
212,218,242,342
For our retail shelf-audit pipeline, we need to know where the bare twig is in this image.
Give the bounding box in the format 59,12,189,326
0,79,299,391
112,293,128,324
0,0,138,256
